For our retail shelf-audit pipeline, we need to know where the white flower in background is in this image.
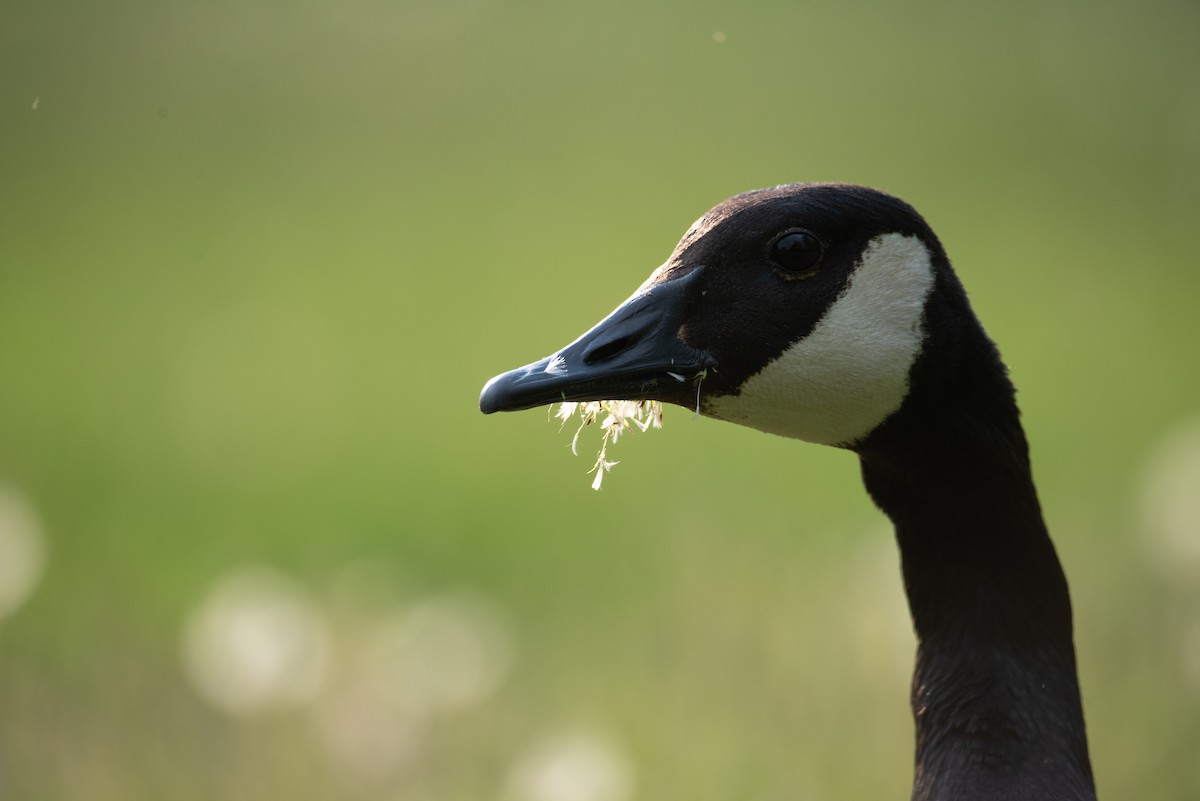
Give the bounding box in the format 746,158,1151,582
364,590,514,716
554,401,664,490
505,729,635,801
182,566,330,716
0,485,47,622
312,581,515,785
1139,414,1200,583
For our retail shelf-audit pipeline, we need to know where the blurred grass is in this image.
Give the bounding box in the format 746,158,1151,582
2,0,1199,798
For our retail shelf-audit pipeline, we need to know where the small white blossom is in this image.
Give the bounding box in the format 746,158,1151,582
590,457,619,491
554,400,664,490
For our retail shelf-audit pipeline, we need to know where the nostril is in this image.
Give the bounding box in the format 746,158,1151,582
583,334,638,365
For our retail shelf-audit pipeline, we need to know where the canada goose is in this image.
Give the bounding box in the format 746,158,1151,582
479,183,1096,800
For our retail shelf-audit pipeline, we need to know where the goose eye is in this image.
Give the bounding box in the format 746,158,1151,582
770,230,823,276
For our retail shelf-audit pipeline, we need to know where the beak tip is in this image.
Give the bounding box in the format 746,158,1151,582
479,372,508,414
480,362,547,414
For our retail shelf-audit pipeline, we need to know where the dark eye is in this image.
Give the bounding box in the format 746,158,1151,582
770,229,823,277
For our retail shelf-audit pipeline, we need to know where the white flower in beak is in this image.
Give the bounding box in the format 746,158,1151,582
554,400,664,489
589,455,619,491
554,402,579,423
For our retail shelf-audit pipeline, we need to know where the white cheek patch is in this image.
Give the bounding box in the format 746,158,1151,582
707,233,935,446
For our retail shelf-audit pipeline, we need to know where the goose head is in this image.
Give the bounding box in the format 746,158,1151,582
478,183,1097,800
480,183,975,450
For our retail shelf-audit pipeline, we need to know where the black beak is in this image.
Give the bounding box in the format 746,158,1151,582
479,267,713,414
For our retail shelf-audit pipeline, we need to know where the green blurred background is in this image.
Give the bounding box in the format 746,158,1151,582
2,0,1199,798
